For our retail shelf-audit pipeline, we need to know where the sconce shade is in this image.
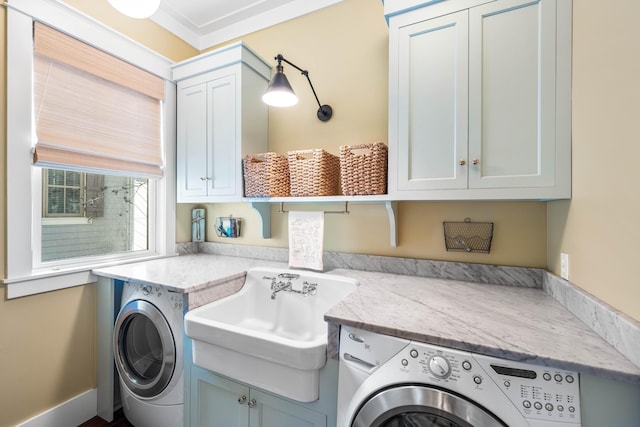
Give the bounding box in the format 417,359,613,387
262,65,299,107
107,0,161,19
263,54,333,122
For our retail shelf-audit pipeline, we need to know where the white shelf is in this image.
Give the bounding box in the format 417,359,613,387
243,194,392,203
246,196,398,247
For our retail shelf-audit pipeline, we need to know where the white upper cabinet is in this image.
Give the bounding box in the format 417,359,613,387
172,42,271,203
395,10,469,191
386,0,572,200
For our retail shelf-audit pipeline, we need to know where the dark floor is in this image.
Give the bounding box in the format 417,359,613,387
78,409,133,427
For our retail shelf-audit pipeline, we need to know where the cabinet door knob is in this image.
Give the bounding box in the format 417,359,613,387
471,159,479,165
238,395,247,404
458,160,466,166
248,398,257,408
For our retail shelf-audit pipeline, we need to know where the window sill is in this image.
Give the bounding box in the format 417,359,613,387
42,217,93,225
3,254,170,298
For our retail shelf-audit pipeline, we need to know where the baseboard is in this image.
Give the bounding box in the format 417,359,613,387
17,389,97,427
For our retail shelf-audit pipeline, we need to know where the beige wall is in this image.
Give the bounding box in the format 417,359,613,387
0,2,196,425
178,0,548,268
547,0,640,322
0,286,97,427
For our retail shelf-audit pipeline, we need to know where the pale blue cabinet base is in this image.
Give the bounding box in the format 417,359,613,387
188,358,338,427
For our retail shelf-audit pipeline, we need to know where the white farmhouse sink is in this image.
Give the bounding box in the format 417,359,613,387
184,267,358,402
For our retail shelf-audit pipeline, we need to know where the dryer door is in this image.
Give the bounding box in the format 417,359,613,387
352,385,506,427
114,299,176,398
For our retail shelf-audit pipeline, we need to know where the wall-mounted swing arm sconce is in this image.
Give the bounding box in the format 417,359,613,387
262,54,333,122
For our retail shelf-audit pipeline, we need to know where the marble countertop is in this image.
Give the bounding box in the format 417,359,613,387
93,254,287,293
93,253,640,383
325,269,640,384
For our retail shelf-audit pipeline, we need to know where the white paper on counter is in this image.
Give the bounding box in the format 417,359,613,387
288,211,324,271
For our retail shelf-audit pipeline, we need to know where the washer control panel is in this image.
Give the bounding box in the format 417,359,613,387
394,341,581,425
399,344,468,385
474,353,581,425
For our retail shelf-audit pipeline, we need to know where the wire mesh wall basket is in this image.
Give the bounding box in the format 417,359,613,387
443,218,494,253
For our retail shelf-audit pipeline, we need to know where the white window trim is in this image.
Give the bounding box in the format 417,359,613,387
42,218,92,226
5,0,177,298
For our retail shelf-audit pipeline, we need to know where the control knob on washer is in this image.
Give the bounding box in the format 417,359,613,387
428,355,451,378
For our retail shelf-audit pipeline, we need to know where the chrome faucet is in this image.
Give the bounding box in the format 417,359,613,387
263,275,290,299
270,281,291,299
263,274,318,300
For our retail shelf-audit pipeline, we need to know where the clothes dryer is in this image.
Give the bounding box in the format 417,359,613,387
337,326,582,427
114,282,185,427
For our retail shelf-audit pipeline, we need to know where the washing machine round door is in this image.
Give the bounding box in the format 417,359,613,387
352,385,506,427
114,299,176,398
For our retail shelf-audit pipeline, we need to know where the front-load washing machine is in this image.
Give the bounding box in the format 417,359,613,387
114,281,185,427
337,326,582,427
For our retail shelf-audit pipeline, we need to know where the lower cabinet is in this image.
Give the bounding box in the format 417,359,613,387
190,364,332,427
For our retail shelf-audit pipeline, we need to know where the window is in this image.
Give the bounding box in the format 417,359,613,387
41,169,149,263
5,1,176,297
43,170,108,219
31,23,160,266
44,170,86,217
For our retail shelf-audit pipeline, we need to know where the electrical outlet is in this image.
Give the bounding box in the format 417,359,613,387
560,253,569,280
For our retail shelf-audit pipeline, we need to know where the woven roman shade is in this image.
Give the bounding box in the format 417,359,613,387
33,23,165,177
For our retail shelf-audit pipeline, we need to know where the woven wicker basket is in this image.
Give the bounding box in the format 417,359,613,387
287,149,340,197
339,142,388,195
242,152,290,197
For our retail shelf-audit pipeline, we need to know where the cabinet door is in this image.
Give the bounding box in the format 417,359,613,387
206,75,237,197
394,10,469,191
250,388,326,427
468,0,556,189
191,367,249,427
177,82,209,198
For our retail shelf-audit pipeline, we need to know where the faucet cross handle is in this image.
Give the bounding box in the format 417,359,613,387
302,281,318,297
